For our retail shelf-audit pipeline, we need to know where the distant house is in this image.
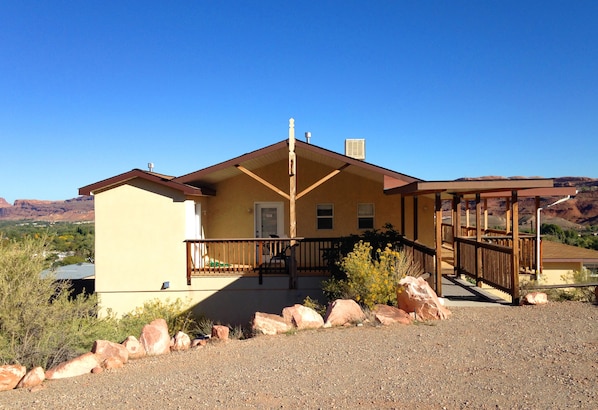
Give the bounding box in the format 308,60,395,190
541,241,598,284
41,262,95,296
80,120,575,323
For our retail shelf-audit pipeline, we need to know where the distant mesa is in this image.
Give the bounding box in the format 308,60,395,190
0,196,94,222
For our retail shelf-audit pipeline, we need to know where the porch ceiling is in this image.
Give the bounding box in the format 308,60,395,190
384,179,576,200
174,139,420,188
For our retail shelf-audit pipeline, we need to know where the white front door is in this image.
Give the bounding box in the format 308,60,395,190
255,202,284,238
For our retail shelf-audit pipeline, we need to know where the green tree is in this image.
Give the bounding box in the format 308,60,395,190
0,234,99,369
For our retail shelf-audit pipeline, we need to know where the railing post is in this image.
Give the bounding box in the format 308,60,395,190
186,241,192,285
435,192,443,296
475,193,483,287
511,190,520,305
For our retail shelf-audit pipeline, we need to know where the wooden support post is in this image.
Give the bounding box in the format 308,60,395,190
505,197,511,234
483,198,488,231
453,195,461,276
288,118,298,289
475,193,483,287
400,196,405,236
511,190,520,305
465,201,470,228
435,192,443,296
413,196,418,241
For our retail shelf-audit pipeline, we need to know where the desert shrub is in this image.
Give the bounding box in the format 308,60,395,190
544,269,597,303
302,296,327,317
322,223,403,280
323,241,420,309
0,234,101,369
117,298,197,340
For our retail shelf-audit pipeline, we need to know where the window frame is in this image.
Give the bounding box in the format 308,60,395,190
316,203,334,230
357,203,375,230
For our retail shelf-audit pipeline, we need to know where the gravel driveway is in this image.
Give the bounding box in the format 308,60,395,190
1,301,596,409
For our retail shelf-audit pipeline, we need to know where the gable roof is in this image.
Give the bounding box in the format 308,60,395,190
542,240,598,263
173,139,421,189
79,169,211,197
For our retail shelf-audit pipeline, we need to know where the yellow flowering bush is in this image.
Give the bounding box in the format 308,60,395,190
335,241,416,309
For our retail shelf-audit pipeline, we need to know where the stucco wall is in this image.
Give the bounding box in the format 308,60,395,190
203,157,416,239
541,261,583,285
94,179,189,298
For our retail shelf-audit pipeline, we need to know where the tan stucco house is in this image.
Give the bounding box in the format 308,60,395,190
80,120,577,323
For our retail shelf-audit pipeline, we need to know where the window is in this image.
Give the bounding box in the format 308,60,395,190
358,203,374,229
317,204,333,230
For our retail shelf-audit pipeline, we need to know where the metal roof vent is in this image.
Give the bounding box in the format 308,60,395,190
148,162,154,172
345,139,365,160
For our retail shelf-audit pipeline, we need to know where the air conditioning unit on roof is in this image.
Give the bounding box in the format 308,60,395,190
345,139,365,160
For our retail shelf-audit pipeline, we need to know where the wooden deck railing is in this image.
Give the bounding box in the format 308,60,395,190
185,237,332,284
454,236,518,298
397,237,437,292
441,223,537,273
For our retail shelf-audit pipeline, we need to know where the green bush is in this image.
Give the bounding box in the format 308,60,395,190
116,298,197,340
322,223,404,280
323,241,420,309
0,234,100,369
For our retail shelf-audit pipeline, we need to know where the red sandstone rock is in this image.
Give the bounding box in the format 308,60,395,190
91,366,104,374
252,312,292,335
0,364,26,391
323,299,366,328
282,304,324,330
171,331,192,350
521,292,548,305
101,357,124,370
92,339,129,364
397,276,451,321
16,366,45,389
211,325,230,341
139,319,171,356
373,304,413,326
122,335,146,359
191,338,208,348
45,352,101,380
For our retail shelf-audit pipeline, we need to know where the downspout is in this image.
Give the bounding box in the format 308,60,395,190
535,194,574,279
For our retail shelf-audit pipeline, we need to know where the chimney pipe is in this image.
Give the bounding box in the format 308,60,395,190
305,132,311,144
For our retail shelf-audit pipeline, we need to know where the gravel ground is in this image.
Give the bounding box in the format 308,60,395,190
1,301,597,409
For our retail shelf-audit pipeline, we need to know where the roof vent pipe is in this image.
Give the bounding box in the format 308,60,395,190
148,162,154,172
305,132,311,144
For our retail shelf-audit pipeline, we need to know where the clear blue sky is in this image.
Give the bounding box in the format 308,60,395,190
1,1,597,203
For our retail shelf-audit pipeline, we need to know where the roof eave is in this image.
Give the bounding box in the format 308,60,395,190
79,169,209,197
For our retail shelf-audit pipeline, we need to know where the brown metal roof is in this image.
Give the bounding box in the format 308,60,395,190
173,139,421,188
384,179,577,200
78,169,210,197
543,240,598,263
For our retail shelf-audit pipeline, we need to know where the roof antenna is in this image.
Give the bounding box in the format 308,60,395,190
148,162,154,172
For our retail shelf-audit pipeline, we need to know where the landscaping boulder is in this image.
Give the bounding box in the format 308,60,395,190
16,366,45,390
252,312,292,335
521,292,548,305
397,276,451,321
0,364,26,391
45,352,101,380
101,357,124,370
92,339,129,364
373,304,413,326
323,299,366,328
122,335,146,359
211,325,230,341
282,304,324,330
171,331,192,351
139,318,171,356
